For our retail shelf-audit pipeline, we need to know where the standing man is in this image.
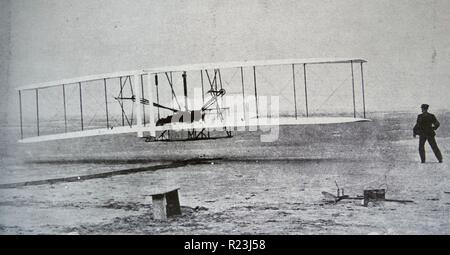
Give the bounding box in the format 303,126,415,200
413,104,443,163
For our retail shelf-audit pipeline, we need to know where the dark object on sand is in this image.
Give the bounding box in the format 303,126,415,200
149,187,182,221
363,189,386,206
363,189,415,206
322,181,363,203
321,191,362,203
321,188,414,206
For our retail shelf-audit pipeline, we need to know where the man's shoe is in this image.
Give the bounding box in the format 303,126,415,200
439,160,443,163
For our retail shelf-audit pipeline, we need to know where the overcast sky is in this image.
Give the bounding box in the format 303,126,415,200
2,0,450,124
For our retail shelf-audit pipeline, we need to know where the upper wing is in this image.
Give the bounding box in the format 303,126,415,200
16,58,366,91
146,58,366,73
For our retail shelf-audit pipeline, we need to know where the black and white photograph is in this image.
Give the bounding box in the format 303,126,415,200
0,0,449,239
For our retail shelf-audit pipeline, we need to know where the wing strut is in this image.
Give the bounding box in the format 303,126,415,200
103,79,110,129
133,74,143,137
140,75,146,126
182,71,188,110
18,91,23,139
78,82,84,130
360,62,366,118
200,70,205,105
155,74,161,119
119,77,125,126
303,64,309,117
292,64,298,119
240,67,246,121
36,89,40,136
62,84,67,132
253,66,259,119
218,69,223,90
145,73,156,137
350,60,356,118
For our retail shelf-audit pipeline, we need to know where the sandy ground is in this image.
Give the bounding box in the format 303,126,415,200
0,111,449,234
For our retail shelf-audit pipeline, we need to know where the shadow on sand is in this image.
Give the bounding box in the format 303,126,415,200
26,157,357,165
0,159,210,189
2,157,358,189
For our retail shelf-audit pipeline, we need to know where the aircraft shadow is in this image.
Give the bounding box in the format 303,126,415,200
4,157,358,189
26,157,355,165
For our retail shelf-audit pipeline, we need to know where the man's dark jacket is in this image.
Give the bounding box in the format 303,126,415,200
413,112,440,137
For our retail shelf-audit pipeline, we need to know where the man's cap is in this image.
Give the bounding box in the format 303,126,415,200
421,104,429,109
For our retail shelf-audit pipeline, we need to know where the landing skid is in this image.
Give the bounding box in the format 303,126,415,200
144,128,233,142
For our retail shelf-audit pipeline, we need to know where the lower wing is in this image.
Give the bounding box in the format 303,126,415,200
18,117,370,143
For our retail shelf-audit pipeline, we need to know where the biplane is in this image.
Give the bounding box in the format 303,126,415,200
16,58,369,143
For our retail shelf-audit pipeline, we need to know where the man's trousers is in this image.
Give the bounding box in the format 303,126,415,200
419,135,443,163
